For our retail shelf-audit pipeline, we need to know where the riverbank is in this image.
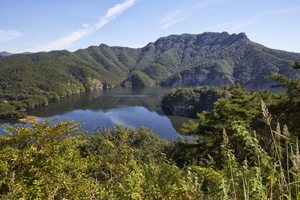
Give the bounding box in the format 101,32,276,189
18,116,39,122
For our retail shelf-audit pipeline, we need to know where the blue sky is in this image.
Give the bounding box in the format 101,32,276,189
1,0,300,53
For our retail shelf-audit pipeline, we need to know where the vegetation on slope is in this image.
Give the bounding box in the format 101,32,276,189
0,102,299,199
163,63,300,164
1,63,300,199
0,32,300,119
0,51,111,119
162,85,229,117
122,70,156,87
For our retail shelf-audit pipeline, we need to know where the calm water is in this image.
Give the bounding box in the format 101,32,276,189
0,87,197,140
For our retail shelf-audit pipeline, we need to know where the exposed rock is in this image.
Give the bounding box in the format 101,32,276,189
89,78,104,90
171,73,229,87
18,116,39,122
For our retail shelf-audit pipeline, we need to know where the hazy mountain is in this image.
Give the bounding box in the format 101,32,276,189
0,51,13,57
0,51,34,58
22,51,33,55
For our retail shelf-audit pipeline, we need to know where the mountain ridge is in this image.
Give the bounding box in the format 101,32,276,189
1,32,300,88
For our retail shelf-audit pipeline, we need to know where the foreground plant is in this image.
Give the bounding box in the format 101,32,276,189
0,120,206,199
0,98,299,199
216,100,300,200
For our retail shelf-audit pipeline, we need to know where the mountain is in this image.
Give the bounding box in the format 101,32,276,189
0,32,300,118
22,51,33,55
73,31,300,88
1,32,300,89
0,51,13,57
0,51,34,58
149,32,300,88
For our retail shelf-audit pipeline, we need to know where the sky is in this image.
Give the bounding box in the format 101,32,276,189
1,0,300,54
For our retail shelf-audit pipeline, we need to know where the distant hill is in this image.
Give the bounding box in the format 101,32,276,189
1,32,300,118
0,51,33,58
0,51,13,57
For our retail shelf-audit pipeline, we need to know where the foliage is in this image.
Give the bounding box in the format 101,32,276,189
0,120,206,199
1,109,300,199
178,83,294,165
122,70,156,87
1,32,300,198
215,103,300,200
0,119,90,199
1,32,300,118
162,85,229,117
263,62,300,135
2,65,300,198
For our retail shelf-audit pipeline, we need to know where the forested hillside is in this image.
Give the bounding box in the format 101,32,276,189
1,64,300,199
1,31,300,119
162,86,230,117
164,62,300,163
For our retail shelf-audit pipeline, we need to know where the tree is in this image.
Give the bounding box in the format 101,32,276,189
181,87,280,164
264,62,300,135
0,119,94,199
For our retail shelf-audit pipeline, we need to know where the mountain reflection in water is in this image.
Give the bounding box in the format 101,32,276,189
0,87,197,140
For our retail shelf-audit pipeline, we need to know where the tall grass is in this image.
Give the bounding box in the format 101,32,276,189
217,99,300,199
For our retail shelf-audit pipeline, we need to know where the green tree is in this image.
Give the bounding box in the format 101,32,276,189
0,119,95,199
181,87,281,164
264,62,300,135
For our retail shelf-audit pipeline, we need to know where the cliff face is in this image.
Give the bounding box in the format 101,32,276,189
171,72,228,87
89,78,105,90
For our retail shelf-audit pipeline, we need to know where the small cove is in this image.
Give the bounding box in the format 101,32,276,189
0,87,197,140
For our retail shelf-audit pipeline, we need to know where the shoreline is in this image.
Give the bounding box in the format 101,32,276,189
18,116,39,122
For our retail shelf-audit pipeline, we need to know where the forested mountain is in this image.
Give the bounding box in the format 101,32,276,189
2,64,300,198
1,32,300,118
2,32,300,88
74,32,300,88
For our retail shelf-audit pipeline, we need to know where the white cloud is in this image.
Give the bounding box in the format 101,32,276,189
95,0,136,29
207,19,260,32
208,6,300,32
228,6,300,31
160,0,226,29
261,6,300,16
229,19,260,31
32,29,91,52
162,19,186,29
0,29,22,42
30,0,137,52
160,10,186,29
194,0,225,8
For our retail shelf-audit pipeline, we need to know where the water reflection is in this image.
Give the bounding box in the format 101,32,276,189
0,87,197,140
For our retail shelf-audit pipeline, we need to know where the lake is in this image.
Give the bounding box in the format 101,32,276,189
0,87,197,140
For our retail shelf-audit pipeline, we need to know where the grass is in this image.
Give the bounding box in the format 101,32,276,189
213,99,300,199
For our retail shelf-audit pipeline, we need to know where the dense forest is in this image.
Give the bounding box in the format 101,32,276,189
1,32,300,119
161,85,230,117
1,63,300,199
